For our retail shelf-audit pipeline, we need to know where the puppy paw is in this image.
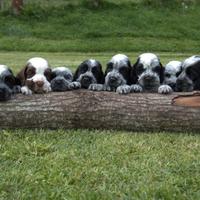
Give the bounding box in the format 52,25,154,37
43,83,52,93
89,84,104,91
102,85,113,92
116,85,131,94
158,85,173,94
21,86,32,95
69,81,81,90
130,84,143,93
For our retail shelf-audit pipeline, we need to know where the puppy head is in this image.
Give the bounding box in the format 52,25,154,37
17,57,52,94
164,61,182,90
74,59,104,89
105,54,131,89
131,53,164,92
0,65,19,101
51,67,73,91
176,55,200,92
0,65,20,89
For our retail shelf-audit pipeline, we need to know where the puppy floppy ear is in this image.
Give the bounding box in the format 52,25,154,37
15,77,21,86
159,62,165,84
73,65,80,81
176,69,182,77
97,62,105,84
105,62,113,76
131,59,139,84
127,60,132,85
44,68,53,82
16,65,28,86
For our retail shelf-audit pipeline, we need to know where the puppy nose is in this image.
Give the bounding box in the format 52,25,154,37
144,75,152,79
144,75,154,81
83,76,92,81
36,81,44,87
55,79,63,84
110,76,117,83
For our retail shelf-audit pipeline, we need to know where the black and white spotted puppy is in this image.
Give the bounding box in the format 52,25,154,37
51,67,80,91
163,61,182,91
90,54,131,94
73,59,104,89
176,55,200,92
0,65,20,101
130,53,173,94
17,57,52,95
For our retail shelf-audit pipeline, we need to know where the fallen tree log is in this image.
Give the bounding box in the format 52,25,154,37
0,90,200,132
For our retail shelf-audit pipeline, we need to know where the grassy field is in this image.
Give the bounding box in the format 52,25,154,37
1,129,200,200
1,0,200,199
0,0,200,52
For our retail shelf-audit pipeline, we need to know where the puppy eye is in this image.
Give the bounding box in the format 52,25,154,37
80,65,88,73
153,66,161,73
26,69,35,78
165,73,171,78
64,74,72,80
92,67,98,74
136,65,144,74
5,75,15,87
119,67,128,75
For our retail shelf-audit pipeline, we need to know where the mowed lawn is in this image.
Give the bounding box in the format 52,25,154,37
1,129,200,200
1,52,200,199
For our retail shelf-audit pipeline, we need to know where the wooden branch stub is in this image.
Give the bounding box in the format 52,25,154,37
12,0,23,15
172,92,200,107
0,90,200,132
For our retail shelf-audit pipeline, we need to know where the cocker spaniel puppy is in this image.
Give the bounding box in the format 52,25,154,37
89,54,131,94
130,53,173,94
163,61,182,91
73,59,104,89
17,57,52,95
51,67,80,91
0,65,20,101
176,55,200,92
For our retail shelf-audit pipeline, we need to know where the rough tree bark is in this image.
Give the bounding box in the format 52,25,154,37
0,90,200,132
12,0,23,15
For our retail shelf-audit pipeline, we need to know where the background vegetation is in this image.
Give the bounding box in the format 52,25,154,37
0,0,200,52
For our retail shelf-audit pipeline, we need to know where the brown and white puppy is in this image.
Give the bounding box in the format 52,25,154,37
17,57,52,95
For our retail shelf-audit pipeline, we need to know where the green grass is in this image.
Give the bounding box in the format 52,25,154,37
0,1,200,52
1,129,200,200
